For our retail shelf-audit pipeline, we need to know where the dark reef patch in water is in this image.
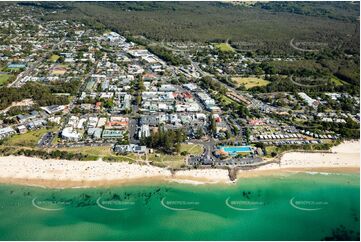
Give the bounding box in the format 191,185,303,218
323,225,360,241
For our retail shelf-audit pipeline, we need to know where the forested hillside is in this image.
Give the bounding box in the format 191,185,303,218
32,1,359,53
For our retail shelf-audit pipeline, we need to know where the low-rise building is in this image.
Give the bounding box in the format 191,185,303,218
102,129,124,139
298,92,319,108
113,144,147,154
138,124,150,139
41,105,66,114
61,127,81,141
0,127,16,139
87,128,102,139
17,125,27,134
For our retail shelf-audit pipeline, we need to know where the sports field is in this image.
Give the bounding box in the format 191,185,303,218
49,54,60,62
214,43,235,52
232,76,270,89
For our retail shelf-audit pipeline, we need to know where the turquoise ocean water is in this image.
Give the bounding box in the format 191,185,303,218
0,173,359,240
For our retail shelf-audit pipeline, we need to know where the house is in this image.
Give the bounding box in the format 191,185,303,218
105,117,129,130
183,83,198,91
159,84,176,92
27,119,47,130
248,119,265,126
17,125,27,134
97,117,107,127
88,117,99,128
17,111,39,123
140,116,159,126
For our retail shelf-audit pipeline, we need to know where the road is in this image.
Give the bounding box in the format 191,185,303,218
61,60,99,131
128,118,139,144
38,132,54,148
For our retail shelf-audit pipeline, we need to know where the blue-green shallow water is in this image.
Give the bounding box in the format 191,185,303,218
0,173,359,241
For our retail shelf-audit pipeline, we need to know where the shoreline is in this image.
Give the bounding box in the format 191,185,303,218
0,141,359,188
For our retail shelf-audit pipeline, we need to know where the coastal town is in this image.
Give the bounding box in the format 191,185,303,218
0,2,359,242
0,3,359,173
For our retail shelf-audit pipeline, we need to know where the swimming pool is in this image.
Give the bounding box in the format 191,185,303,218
219,146,252,155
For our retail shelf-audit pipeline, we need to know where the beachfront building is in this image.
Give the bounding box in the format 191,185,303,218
61,127,81,141
113,144,147,154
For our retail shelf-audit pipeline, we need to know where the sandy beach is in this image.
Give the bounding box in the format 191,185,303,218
0,141,359,188
0,155,230,188
237,140,360,178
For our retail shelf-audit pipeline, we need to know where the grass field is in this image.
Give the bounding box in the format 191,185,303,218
330,76,348,86
218,94,237,106
49,54,60,62
179,144,204,155
148,153,186,169
0,74,13,86
59,146,188,167
214,43,235,53
57,145,113,157
232,76,270,89
4,127,58,147
147,144,203,168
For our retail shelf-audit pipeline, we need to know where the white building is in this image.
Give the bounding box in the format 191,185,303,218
0,127,16,139
61,127,81,141
298,92,319,108
138,124,150,139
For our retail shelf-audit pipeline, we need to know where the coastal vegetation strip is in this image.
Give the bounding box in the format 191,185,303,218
0,141,204,169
